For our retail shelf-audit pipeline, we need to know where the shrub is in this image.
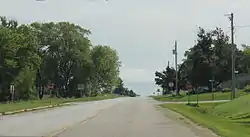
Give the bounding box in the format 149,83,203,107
222,88,231,92
244,85,250,92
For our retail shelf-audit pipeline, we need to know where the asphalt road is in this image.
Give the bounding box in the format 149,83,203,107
0,97,217,137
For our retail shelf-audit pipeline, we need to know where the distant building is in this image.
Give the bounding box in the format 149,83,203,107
221,73,250,89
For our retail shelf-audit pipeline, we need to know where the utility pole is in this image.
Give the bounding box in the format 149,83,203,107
225,12,236,100
173,41,178,95
230,13,236,100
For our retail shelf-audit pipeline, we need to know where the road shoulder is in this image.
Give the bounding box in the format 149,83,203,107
155,104,218,137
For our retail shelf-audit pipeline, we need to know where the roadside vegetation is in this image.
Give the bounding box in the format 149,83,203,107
153,27,250,97
0,16,138,111
152,91,248,102
161,94,250,137
152,26,250,137
0,94,119,113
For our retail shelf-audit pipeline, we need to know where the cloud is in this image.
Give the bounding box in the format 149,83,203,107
2,0,250,95
120,67,154,83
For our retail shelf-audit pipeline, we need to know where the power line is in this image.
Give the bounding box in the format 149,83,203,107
235,25,250,28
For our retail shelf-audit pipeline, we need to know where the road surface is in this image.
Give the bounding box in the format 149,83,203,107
0,97,217,137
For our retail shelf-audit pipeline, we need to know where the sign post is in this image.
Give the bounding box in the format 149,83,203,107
196,85,199,106
209,80,215,100
168,82,174,94
10,85,15,102
77,84,84,97
77,84,84,90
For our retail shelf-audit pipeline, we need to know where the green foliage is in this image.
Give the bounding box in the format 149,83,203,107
161,103,250,137
0,94,119,113
13,67,37,100
154,65,176,95
113,77,137,97
90,45,120,94
161,95,250,137
213,94,250,118
223,88,231,92
0,16,123,101
154,27,250,91
152,91,247,102
243,85,250,92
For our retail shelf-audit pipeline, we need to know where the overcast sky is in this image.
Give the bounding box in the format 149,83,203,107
1,0,250,95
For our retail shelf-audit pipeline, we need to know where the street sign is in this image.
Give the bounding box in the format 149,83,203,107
77,84,84,90
10,85,15,93
168,82,174,88
10,85,15,102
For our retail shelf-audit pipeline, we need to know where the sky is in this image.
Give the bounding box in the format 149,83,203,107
1,0,250,96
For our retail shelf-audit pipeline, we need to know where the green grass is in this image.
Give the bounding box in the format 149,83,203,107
0,94,119,113
213,94,250,119
160,94,250,137
153,91,248,102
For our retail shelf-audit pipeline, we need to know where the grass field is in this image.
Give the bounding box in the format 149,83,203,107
160,94,250,137
152,91,248,102
0,94,119,113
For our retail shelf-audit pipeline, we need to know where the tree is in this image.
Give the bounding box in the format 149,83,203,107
175,27,247,90
0,16,124,101
0,17,41,100
90,45,121,94
155,27,250,94
154,64,176,95
240,44,250,73
113,77,137,97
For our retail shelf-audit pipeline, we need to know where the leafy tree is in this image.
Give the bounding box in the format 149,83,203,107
154,64,176,95
0,16,123,101
156,27,250,93
240,44,250,73
0,17,41,100
90,45,120,94
113,77,137,97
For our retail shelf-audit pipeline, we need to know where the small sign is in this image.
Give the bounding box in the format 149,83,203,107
168,82,174,88
10,85,15,93
48,84,56,90
77,84,84,90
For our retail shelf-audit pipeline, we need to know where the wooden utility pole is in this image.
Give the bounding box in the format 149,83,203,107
229,13,236,100
173,41,178,95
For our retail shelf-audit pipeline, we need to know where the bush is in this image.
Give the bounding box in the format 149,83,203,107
244,85,250,92
222,88,231,93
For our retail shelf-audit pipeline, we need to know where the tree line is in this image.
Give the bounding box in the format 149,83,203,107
113,78,137,97
0,16,137,101
155,27,250,95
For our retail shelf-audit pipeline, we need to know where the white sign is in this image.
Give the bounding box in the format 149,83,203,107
10,85,15,93
77,84,84,90
168,82,174,87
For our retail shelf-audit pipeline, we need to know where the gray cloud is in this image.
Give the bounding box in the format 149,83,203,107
1,0,250,95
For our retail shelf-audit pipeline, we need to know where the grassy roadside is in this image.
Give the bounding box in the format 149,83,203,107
160,96,250,137
153,91,248,102
0,94,120,113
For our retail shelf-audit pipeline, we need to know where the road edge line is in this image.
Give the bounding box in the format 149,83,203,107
0,103,71,116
